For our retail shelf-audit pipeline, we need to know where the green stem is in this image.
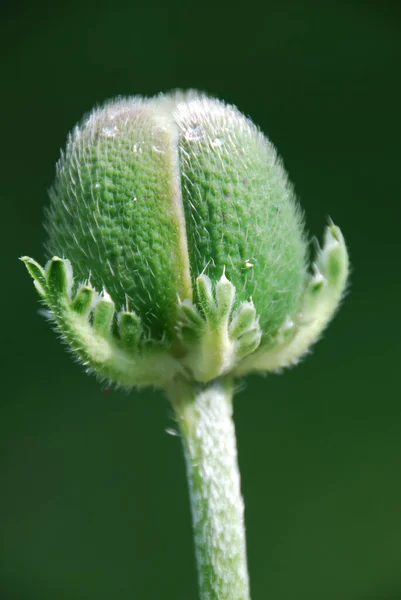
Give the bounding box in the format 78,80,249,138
169,377,250,600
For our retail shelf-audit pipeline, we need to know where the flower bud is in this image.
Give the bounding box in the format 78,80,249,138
22,91,349,387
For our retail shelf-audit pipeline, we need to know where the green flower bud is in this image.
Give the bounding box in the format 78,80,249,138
22,91,349,387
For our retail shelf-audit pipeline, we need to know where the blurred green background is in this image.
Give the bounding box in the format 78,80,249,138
1,0,401,598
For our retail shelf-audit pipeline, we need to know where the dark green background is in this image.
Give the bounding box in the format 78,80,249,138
2,0,401,598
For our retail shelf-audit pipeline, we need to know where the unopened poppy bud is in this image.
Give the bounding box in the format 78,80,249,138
22,91,348,387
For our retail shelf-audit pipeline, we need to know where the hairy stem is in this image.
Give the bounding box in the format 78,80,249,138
169,377,250,600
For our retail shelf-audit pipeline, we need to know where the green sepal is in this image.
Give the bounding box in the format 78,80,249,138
235,327,262,361
20,256,47,298
308,266,326,297
234,221,349,375
46,257,72,301
316,223,346,285
21,256,184,389
196,274,215,321
71,285,95,316
229,302,258,339
179,300,205,331
119,311,142,349
178,270,262,382
196,273,236,328
215,272,235,322
93,292,115,336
